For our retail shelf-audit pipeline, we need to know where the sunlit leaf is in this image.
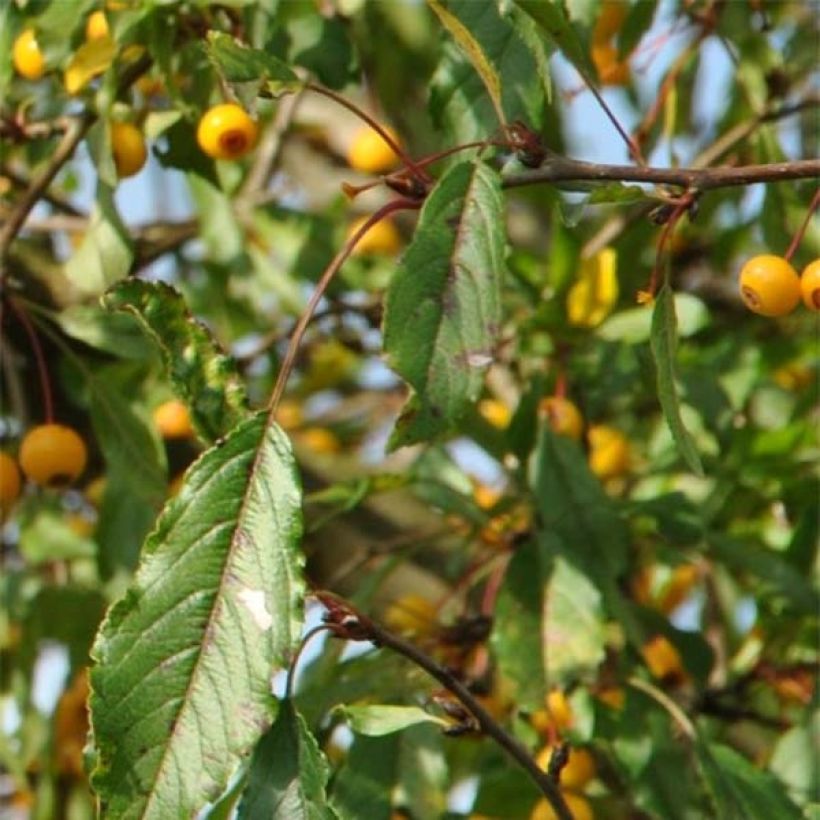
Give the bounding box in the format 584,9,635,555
104,279,250,444
64,36,115,94
206,31,301,94
90,413,305,818
336,704,448,736
384,160,506,448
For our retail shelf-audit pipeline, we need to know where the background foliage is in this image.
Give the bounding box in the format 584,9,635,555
0,1,817,818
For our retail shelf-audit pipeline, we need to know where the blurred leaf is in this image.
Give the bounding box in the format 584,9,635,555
384,160,506,448
650,285,704,476
513,0,592,75
154,118,219,182
331,735,398,820
707,535,819,614
206,31,300,93
696,741,804,820
397,724,449,820
586,183,650,204
187,173,245,264
19,509,96,564
769,718,819,808
429,0,549,141
90,413,304,817
64,183,133,296
63,36,115,94
238,699,335,820
104,279,250,443
492,537,550,710
543,556,606,684
531,428,629,583
284,10,357,90
618,0,659,58
598,292,709,343
57,304,155,360
429,0,505,126
336,704,448,736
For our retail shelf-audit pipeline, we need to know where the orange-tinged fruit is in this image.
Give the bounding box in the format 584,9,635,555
153,399,194,439
478,398,512,429
473,482,502,511
642,635,685,681
85,10,110,41
296,427,341,454
546,689,574,730
739,255,801,317
13,29,46,80
658,564,700,614
0,453,22,512
347,124,401,174
197,103,259,160
591,42,630,86
111,122,147,178
539,396,584,441
587,425,630,480
348,216,402,256
536,745,596,791
800,258,820,311
274,400,303,431
19,424,88,487
530,792,594,820
384,594,438,636
593,0,628,42
596,686,625,710
772,361,814,391
84,475,107,507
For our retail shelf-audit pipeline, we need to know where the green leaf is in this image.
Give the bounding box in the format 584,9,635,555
331,735,398,820
650,285,704,476
428,0,505,126
336,704,448,736
238,699,335,820
586,183,651,204
543,556,606,685
206,31,300,94
64,183,133,296
187,173,245,264
57,304,156,360
513,0,592,76
104,279,250,444
491,536,551,710
90,413,305,818
707,535,819,614
397,724,449,820
696,741,804,820
598,292,709,343
429,0,549,141
531,428,629,583
19,509,96,564
383,160,506,448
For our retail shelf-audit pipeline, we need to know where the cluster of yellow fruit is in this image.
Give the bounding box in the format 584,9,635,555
0,424,88,515
739,255,820,316
538,396,631,481
590,1,630,86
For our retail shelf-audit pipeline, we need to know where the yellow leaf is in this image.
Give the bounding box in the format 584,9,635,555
64,36,116,94
566,247,619,327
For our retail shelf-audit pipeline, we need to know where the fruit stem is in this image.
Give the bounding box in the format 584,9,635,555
783,187,820,262
305,82,432,183
6,297,54,424
267,197,421,414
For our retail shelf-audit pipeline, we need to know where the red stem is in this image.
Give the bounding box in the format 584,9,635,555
7,297,54,423
784,187,820,262
267,197,421,413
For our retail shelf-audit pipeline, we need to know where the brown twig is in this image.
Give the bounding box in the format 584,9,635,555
315,594,574,820
502,156,820,192
783,187,820,262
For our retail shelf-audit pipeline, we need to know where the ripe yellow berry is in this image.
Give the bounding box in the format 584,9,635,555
0,452,22,513
153,400,194,439
536,745,596,791
196,103,259,160
111,122,147,178
800,258,820,311
348,216,402,256
85,11,110,41
642,635,685,682
19,424,88,487
478,398,511,429
12,29,46,81
295,427,341,454
738,254,801,317
530,792,594,820
347,124,401,174
587,425,630,480
539,397,584,441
